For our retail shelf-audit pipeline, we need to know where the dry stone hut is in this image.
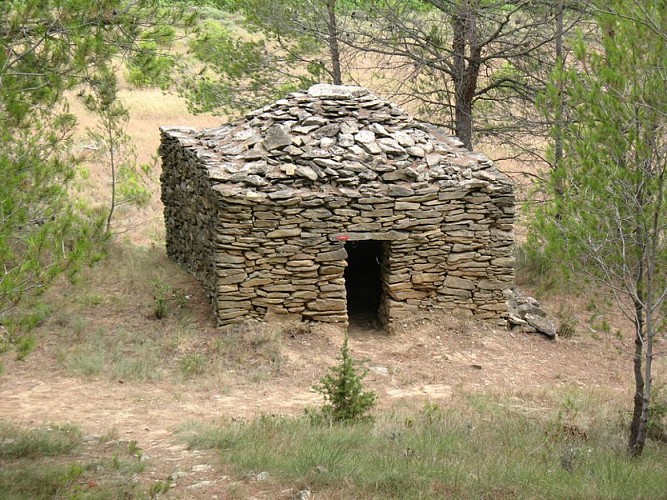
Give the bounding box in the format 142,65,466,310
159,84,515,330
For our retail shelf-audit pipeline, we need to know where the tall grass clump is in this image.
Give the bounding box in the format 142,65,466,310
0,422,81,459
0,421,150,499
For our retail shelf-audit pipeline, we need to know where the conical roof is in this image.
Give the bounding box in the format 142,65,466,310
161,84,511,201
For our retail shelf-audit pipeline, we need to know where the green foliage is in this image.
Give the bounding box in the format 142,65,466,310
126,47,175,89
237,0,359,86
125,26,177,88
514,242,561,290
190,20,260,69
0,0,188,322
534,2,667,277
534,0,667,456
176,0,370,115
187,0,244,10
117,165,152,207
312,334,377,424
152,278,171,319
4,301,52,334
0,119,106,313
533,2,667,303
179,17,318,115
14,336,36,361
148,479,173,496
0,301,51,362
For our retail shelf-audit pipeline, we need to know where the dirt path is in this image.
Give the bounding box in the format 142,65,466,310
0,317,633,497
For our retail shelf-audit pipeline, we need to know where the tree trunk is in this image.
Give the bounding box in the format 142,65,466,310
451,4,481,150
105,121,116,234
639,301,655,456
631,240,658,457
629,288,646,456
326,0,343,85
553,0,564,200
454,97,474,150
629,327,646,455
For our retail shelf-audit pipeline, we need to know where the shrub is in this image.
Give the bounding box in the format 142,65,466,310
312,333,376,424
556,304,578,339
152,278,170,319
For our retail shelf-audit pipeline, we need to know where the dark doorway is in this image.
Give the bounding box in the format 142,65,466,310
344,240,382,326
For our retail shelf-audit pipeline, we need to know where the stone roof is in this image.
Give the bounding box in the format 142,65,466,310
161,84,512,201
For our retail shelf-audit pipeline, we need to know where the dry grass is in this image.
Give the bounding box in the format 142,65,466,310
31,243,216,382
18,243,308,387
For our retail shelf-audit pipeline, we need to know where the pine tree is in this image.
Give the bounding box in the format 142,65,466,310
534,0,666,457
313,333,377,423
0,1,186,312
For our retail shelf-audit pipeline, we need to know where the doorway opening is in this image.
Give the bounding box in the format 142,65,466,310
344,240,383,327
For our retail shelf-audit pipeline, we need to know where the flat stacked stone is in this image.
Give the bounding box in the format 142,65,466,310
159,84,515,329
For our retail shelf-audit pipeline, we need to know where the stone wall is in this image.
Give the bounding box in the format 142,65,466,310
159,85,515,329
159,128,220,305
159,148,514,328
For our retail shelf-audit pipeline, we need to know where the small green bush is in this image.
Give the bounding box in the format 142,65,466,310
152,278,170,319
312,334,376,424
556,304,578,339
